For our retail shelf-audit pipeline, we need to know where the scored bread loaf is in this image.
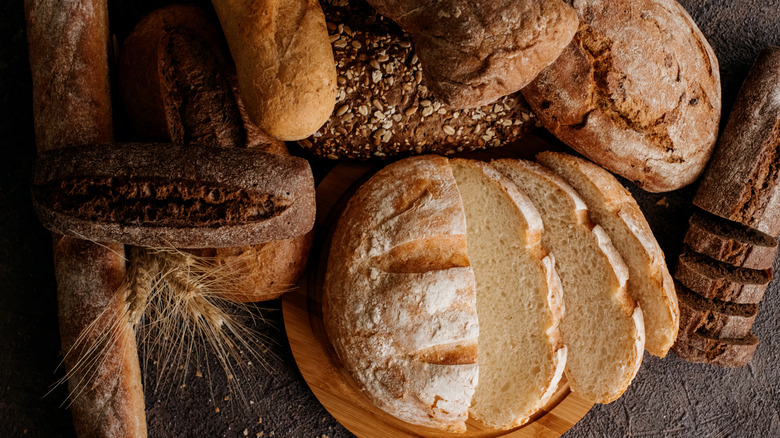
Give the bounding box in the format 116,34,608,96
537,151,679,358
449,159,565,430
324,155,478,433
675,249,772,304
299,0,537,159
522,0,721,192
365,0,578,108
684,211,778,270
492,159,644,403
676,282,757,339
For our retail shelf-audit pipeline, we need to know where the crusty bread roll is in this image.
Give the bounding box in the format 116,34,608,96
492,159,644,403
523,0,721,193
211,0,337,141
537,152,679,358
324,155,479,432
365,0,579,109
449,159,566,430
299,0,537,159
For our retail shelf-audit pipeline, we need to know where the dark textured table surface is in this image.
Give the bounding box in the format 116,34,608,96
1,1,779,437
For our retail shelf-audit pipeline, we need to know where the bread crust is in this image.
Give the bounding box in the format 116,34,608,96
523,0,721,192
324,155,478,432
684,211,778,270
537,151,679,357
212,0,337,140
32,143,316,248
366,0,578,108
693,47,780,236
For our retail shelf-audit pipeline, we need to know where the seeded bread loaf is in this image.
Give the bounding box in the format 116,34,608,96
365,0,578,109
684,211,778,270
676,282,757,339
492,159,644,403
673,331,759,368
211,0,337,140
693,47,780,236
675,249,772,304
523,0,721,192
118,5,311,301
537,151,679,358
299,0,537,159
32,143,315,249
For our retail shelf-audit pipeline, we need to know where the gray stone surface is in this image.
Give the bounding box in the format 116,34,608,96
0,0,778,437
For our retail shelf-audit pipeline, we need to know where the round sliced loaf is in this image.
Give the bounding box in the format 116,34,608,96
522,0,721,192
537,151,678,358
492,158,644,403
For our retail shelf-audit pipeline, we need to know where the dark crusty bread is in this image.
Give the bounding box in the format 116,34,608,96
673,330,758,368
522,0,721,193
684,211,778,270
693,47,780,236
676,281,757,339
675,249,772,304
299,0,537,159
365,0,578,109
54,237,147,438
32,143,315,248
118,5,311,301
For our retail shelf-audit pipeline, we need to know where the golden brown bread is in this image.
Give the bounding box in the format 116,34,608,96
211,0,337,140
25,0,146,435
365,0,579,108
523,0,721,192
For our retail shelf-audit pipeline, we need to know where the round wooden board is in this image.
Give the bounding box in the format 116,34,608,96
283,137,594,438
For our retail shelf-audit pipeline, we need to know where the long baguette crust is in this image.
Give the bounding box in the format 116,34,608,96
693,47,780,236
537,151,679,357
523,0,721,192
684,211,778,270
32,143,315,248
55,237,146,438
212,0,337,140
324,156,478,433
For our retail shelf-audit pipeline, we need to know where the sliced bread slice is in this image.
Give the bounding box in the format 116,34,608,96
449,159,566,430
685,210,778,270
676,281,758,339
673,330,759,367
675,249,772,304
537,151,679,358
492,158,644,404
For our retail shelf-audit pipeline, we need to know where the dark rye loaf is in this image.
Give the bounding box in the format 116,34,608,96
523,0,721,193
693,47,780,237
32,143,315,248
676,281,757,339
673,330,758,368
684,211,778,270
675,249,772,304
298,0,537,160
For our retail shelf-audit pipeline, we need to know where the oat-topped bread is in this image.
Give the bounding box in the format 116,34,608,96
365,0,578,108
538,152,678,358
492,158,644,403
523,0,721,192
450,159,565,430
324,156,566,431
299,0,537,159
323,155,478,432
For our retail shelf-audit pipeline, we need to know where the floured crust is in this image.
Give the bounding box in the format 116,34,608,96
324,155,478,432
538,151,679,357
523,0,721,192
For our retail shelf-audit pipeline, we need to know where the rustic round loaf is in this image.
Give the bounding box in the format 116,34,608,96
522,0,721,193
299,0,537,159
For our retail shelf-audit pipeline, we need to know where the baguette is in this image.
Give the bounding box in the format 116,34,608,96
25,0,146,435
211,0,337,141
684,211,778,270
537,151,679,358
693,47,780,236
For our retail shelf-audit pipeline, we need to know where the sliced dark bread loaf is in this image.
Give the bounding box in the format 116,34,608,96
676,281,757,339
673,330,758,368
685,210,778,270
675,249,773,304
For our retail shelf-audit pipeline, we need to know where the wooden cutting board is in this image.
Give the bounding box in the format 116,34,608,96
282,136,594,437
